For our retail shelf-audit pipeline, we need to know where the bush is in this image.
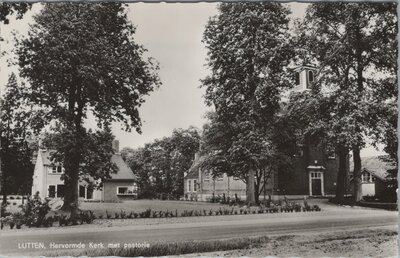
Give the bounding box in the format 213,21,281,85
312,205,321,211
80,210,95,224
21,193,51,227
120,210,126,219
139,208,151,218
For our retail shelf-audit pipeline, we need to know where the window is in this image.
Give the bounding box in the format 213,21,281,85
326,145,336,159
117,186,137,195
361,172,375,183
308,71,314,83
294,72,300,85
310,172,322,179
215,174,224,181
56,184,65,198
294,146,303,157
188,180,192,192
86,186,93,199
50,165,64,174
79,186,86,198
48,185,56,198
203,172,210,182
193,180,197,192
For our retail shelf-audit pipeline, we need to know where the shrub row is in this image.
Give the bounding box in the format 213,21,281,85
0,210,96,230
1,193,95,230
100,204,321,220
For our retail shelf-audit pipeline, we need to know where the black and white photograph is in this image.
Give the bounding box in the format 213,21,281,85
0,1,398,257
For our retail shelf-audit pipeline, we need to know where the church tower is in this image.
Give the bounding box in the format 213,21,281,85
292,64,318,92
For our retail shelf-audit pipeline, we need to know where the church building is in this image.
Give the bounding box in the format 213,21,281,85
184,64,345,201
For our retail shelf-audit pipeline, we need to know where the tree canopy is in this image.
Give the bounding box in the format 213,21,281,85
15,3,160,215
201,2,294,204
294,2,397,202
122,127,200,199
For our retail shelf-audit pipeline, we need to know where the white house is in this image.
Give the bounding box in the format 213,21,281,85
31,140,138,202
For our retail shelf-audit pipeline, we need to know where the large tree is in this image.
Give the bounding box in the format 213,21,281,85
0,73,43,204
0,2,31,24
201,2,294,204
200,111,296,204
15,3,160,216
297,3,397,202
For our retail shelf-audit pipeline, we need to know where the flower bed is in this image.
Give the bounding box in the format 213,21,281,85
97,201,321,220
1,196,321,230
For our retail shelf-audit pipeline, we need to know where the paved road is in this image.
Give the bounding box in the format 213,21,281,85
0,206,397,256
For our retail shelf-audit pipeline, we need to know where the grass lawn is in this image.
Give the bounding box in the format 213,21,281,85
80,200,234,217
38,228,397,257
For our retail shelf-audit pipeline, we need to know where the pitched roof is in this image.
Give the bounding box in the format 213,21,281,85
39,150,135,180
40,150,54,165
108,154,135,180
185,154,206,179
350,155,396,181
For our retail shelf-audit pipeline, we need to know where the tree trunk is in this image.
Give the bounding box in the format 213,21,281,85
246,168,256,206
1,172,7,207
335,144,348,203
352,146,362,203
1,148,8,207
61,83,84,218
61,149,80,218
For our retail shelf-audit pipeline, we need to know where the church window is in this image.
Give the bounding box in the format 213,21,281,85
193,180,197,192
308,71,314,83
295,72,300,85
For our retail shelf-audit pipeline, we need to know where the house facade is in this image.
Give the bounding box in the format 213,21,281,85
184,155,248,202
349,156,395,199
31,140,138,202
184,64,345,201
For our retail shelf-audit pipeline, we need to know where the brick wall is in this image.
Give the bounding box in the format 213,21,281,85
277,143,344,196
103,181,137,202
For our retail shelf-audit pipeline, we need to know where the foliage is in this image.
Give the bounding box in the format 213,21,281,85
41,128,119,189
294,2,397,201
15,3,160,214
0,74,42,198
20,192,51,227
201,2,294,204
122,127,200,199
0,2,31,24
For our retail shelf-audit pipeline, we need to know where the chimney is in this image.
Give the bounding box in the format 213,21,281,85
112,140,120,154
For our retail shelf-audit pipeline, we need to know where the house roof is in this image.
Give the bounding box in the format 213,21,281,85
40,150,54,166
108,154,135,180
349,156,395,181
292,64,318,71
185,154,206,179
39,150,135,181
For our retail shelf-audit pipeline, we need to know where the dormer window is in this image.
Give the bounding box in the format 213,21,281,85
50,165,64,174
295,72,300,85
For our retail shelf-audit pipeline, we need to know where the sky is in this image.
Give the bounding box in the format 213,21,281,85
0,3,385,156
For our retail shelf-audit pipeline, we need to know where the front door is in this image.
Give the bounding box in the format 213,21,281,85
309,172,324,196
311,178,322,195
